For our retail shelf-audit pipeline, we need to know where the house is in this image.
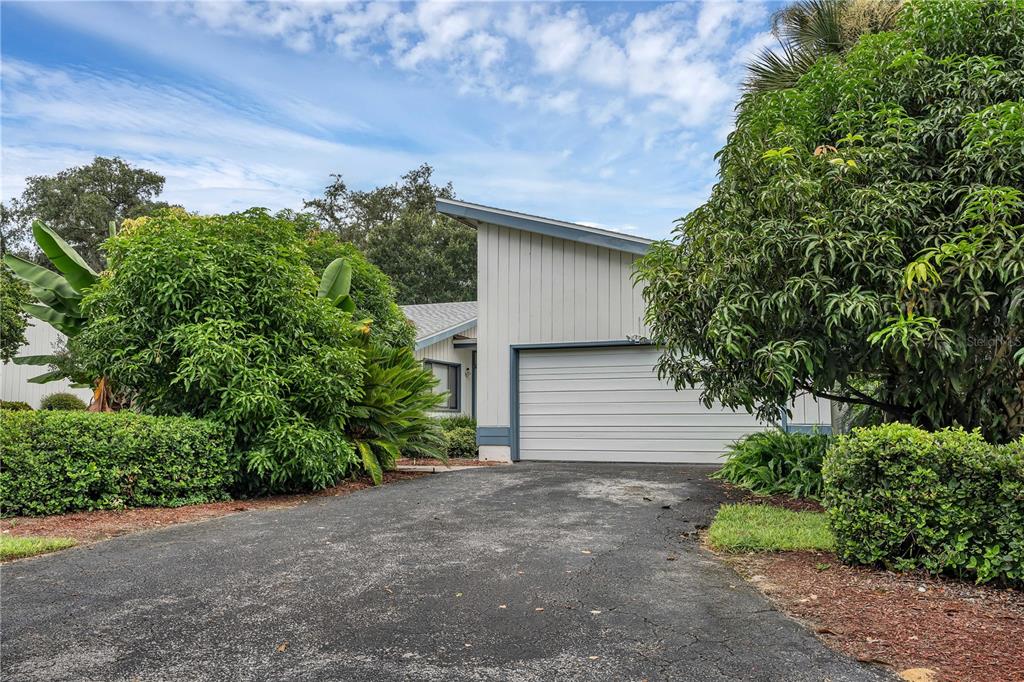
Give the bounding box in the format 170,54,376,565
0,322,92,408
404,301,477,418
437,198,830,463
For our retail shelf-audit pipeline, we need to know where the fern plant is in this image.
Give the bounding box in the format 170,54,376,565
713,430,833,500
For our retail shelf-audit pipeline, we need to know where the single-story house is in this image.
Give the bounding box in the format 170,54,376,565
404,301,477,418
436,199,830,463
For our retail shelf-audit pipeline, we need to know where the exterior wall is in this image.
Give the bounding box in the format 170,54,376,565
414,334,475,418
0,322,93,408
477,222,648,437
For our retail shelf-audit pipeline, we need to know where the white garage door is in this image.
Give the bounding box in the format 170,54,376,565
517,345,769,463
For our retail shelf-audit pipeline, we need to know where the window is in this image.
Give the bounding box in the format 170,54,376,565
424,361,460,411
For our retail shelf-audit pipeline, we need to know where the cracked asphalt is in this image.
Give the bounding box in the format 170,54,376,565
2,463,892,681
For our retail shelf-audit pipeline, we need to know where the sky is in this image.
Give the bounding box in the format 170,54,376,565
1,1,776,240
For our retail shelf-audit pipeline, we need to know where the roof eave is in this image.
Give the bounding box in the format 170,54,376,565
414,318,478,351
436,199,651,256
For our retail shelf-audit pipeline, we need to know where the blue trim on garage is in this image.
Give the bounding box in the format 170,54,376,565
509,339,654,462
437,199,651,256
476,426,511,446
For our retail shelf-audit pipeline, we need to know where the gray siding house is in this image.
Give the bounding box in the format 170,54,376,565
437,199,830,463
404,301,477,418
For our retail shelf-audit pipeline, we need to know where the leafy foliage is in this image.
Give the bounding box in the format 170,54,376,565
344,342,445,484
823,423,1024,585
0,401,32,411
0,265,29,362
3,220,102,385
443,427,478,460
39,392,87,411
0,411,235,516
713,430,832,499
304,164,476,304
1,156,168,270
300,231,415,347
437,415,477,431
73,209,366,493
638,0,1024,442
745,0,901,93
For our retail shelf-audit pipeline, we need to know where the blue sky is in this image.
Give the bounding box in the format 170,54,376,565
1,1,776,239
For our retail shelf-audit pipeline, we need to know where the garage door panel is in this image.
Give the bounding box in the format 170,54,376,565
517,345,769,464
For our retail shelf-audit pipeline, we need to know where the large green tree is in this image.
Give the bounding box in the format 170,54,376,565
2,157,168,270
0,265,29,363
304,164,476,304
638,0,1024,442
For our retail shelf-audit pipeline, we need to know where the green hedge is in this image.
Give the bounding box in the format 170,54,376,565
713,429,831,499
1,411,236,516
823,424,1023,585
443,427,477,459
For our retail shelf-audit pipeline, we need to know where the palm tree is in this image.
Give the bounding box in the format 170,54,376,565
744,0,902,93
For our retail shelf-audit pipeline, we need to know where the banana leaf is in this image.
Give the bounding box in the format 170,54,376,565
20,302,83,336
318,258,353,301
32,220,98,291
11,354,61,366
27,369,65,384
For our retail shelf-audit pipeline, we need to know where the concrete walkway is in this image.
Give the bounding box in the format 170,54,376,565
2,464,891,681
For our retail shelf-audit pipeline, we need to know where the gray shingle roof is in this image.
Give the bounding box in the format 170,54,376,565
402,301,477,344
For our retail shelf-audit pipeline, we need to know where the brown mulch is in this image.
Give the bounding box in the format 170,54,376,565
1,471,425,545
396,457,505,467
713,487,1024,682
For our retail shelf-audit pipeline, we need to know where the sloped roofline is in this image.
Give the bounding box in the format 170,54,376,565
436,198,652,256
415,318,477,351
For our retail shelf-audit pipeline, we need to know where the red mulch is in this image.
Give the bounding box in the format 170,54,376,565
396,457,505,467
726,552,1024,682
1,471,424,545
713,486,1024,682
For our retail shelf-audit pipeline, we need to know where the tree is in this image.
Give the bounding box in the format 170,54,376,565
3,157,168,270
745,0,902,93
0,265,29,363
300,230,416,348
303,164,476,304
73,209,367,492
637,0,1024,442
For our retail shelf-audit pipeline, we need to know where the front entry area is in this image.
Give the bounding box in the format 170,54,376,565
516,345,770,463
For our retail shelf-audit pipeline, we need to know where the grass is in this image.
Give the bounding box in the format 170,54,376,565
0,535,76,561
707,503,834,552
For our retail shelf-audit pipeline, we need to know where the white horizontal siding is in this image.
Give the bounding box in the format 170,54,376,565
518,346,769,463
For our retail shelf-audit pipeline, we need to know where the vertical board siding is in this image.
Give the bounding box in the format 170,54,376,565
0,322,93,408
477,222,649,427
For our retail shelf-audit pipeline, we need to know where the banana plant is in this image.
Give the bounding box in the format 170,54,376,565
3,221,99,384
317,258,356,313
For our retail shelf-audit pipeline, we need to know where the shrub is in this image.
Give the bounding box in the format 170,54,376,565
0,401,32,411
713,430,831,499
0,411,236,516
823,424,1024,585
443,427,477,460
438,415,476,432
73,210,365,493
39,392,87,411
300,231,416,348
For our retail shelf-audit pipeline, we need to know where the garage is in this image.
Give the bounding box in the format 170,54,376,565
516,345,769,463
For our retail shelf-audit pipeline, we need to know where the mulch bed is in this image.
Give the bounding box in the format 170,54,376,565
713,485,1024,682
396,457,505,467
1,471,424,545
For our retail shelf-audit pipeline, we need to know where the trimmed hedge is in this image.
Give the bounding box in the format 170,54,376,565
0,401,32,411
443,427,477,459
1,411,236,516
823,424,1023,585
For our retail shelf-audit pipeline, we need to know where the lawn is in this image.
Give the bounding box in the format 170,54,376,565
707,503,834,552
0,535,76,561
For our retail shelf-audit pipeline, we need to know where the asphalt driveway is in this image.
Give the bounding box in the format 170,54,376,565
2,464,890,681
